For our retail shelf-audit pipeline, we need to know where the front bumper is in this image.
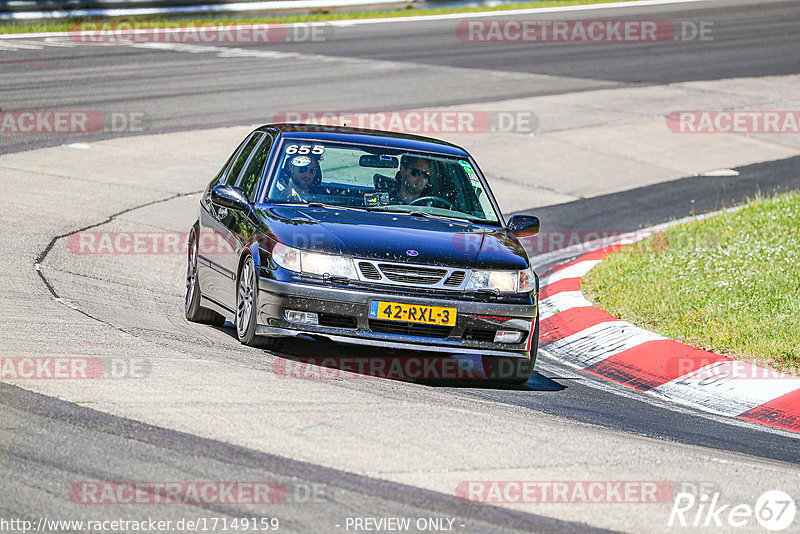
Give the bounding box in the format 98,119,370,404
255,276,537,358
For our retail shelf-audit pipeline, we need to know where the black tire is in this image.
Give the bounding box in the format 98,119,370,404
235,254,282,349
185,232,225,326
483,313,539,384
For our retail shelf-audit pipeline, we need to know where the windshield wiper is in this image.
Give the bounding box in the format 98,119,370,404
407,210,478,223
364,207,441,219
360,206,487,224
304,202,368,212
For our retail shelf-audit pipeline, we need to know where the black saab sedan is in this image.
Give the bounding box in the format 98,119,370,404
185,124,541,383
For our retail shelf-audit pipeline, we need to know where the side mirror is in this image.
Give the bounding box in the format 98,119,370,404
211,185,251,212
507,214,540,237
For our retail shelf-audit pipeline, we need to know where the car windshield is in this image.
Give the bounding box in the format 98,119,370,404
262,140,500,224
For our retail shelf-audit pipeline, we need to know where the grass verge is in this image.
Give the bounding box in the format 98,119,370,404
582,191,800,374
0,0,640,34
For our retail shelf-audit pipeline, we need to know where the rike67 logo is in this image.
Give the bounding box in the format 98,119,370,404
669,490,796,531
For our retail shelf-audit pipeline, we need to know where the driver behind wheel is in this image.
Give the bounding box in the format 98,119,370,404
392,155,434,204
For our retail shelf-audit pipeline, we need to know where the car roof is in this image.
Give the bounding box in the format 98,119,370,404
262,123,471,157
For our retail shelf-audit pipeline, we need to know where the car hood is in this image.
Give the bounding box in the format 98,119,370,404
257,206,529,270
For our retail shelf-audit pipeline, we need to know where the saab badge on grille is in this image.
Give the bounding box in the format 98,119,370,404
406,250,419,257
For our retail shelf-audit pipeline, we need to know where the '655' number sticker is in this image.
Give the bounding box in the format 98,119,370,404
286,144,324,155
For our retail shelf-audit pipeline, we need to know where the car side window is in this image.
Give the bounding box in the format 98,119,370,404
236,133,273,201
225,132,263,187
206,137,247,194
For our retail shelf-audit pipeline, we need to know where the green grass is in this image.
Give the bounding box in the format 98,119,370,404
582,191,800,374
0,0,639,34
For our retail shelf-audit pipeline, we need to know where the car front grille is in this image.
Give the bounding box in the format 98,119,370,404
369,319,452,339
317,313,357,329
358,262,381,280
443,271,466,287
378,264,448,285
355,260,469,290
461,328,497,342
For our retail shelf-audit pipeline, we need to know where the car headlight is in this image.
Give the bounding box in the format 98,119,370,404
518,267,536,293
467,267,536,293
272,242,301,271
301,251,358,279
272,243,357,279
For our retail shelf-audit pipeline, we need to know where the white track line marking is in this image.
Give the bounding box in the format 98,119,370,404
0,0,707,35
539,204,800,433
543,321,665,368
654,362,800,416
541,259,601,287
539,290,593,319
536,354,800,439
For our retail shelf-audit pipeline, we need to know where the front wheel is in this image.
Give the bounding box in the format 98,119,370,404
236,255,282,349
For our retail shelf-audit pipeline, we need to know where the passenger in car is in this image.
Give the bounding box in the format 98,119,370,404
276,153,323,202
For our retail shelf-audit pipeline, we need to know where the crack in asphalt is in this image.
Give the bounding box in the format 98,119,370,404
33,190,199,327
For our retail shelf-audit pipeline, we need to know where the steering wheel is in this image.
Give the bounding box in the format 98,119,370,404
409,196,456,210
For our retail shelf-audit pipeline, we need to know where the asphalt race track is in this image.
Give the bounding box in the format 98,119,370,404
3,0,800,155
2,0,800,532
